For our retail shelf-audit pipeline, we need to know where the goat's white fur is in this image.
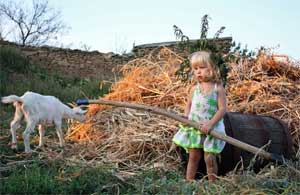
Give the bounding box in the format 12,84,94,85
1,91,86,153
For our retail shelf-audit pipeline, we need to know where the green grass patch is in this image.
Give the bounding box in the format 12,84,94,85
2,162,299,195
0,162,124,195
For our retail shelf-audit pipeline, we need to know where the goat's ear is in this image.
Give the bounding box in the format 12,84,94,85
79,109,87,114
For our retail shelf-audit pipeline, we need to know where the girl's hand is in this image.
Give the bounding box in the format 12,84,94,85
180,114,188,119
179,114,189,125
201,121,213,135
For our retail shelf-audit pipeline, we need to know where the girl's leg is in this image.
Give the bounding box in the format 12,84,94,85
204,152,218,182
186,148,202,181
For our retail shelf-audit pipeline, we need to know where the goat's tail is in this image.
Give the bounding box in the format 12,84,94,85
1,95,23,104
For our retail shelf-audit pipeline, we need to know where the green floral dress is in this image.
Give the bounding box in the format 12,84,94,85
172,83,226,153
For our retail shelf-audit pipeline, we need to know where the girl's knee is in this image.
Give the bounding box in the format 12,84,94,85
188,149,202,162
189,154,200,163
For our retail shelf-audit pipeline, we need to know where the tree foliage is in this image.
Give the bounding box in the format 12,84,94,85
0,0,67,46
174,14,254,84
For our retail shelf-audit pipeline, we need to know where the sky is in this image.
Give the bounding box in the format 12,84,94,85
19,0,300,59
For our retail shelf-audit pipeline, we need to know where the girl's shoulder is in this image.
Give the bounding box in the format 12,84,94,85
216,82,225,90
187,84,198,97
191,84,198,90
216,83,226,96
190,83,199,92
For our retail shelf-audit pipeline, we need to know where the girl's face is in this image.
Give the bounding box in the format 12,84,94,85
192,62,212,82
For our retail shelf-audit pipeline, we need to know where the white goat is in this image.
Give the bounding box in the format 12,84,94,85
1,91,86,153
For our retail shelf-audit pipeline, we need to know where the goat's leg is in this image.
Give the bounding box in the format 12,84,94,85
55,121,65,147
37,124,45,148
10,105,23,149
23,121,35,153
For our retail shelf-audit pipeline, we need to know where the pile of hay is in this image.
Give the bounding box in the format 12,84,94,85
67,47,190,170
227,52,300,150
67,47,300,170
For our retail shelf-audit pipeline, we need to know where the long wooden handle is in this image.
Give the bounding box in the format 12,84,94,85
77,98,281,161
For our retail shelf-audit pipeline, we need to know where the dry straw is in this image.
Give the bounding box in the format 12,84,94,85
67,47,300,171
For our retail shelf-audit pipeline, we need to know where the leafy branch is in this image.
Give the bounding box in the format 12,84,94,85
173,14,255,84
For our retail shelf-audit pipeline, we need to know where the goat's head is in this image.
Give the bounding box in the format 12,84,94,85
71,107,87,122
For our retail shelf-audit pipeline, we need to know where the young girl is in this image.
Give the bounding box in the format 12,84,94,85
172,51,227,182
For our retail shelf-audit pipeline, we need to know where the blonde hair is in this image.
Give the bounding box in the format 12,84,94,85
189,51,221,83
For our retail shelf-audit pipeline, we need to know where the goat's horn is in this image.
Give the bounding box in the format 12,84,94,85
67,102,76,108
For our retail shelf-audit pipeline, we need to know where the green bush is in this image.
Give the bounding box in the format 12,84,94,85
173,14,255,84
0,47,31,73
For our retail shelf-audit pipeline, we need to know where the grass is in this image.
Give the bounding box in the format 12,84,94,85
1,162,121,195
1,158,299,194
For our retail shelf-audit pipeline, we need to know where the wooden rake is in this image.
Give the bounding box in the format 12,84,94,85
76,98,285,163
